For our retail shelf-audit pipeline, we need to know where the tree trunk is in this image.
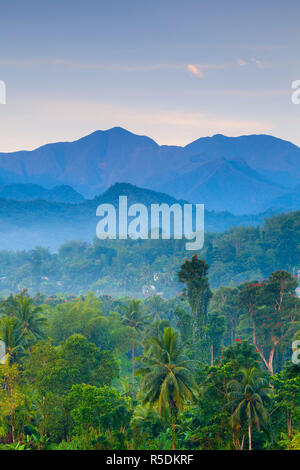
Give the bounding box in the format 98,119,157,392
132,343,136,385
172,429,176,450
248,422,252,450
287,410,292,439
267,347,275,375
233,432,244,450
170,409,177,450
253,325,276,375
192,311,198,343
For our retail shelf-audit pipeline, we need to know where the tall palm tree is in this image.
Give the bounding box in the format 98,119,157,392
0,315,23,362
121,299,150,385
13,295,47,346
226,367,270,450
137,326,198,449
1,294,47,350
145,317,170,340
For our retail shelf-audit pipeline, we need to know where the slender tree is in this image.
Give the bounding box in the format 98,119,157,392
0,294,47,360
178,255,211,343
13,295,47,346
0,316,23,362
121,299,150,385
239,271,300,374
226,367,270,450
137,327,198,449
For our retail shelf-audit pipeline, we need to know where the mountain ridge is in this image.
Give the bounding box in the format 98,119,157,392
0,182,281,251
0,183,84,204
0,127,299,214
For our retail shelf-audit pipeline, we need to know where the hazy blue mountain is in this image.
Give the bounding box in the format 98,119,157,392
0,127,299,213
185,133,300,188
0,184,84,203
0,128,162,197
268,184,300,212
162,157,286,214
0,182,271,251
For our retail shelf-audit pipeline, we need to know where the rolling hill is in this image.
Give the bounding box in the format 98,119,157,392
0,182,269,251
0,184,84,203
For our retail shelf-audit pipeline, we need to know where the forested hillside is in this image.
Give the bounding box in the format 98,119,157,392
0,182,271,251
0,208,298,451
0,210,298,298
0,261,298,450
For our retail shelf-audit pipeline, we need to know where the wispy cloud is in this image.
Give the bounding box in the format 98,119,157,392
251,58,271,69
187,58,271,78
0,57,272,79
237,58,272,69
237,59,247,67
0,58,229,78
187,63,227,78
187,64,205,78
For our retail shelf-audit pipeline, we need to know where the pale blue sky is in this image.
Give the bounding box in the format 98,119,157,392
0,0,299,151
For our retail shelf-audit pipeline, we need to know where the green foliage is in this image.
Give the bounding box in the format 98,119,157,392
0,292,47,361
137,327,198,416
0,233,298,450
178,255,212,341
0,211,298,297
238,271,300,374
66,384,132,434
0,363,25,443
226,368,271,450
221,341,261,370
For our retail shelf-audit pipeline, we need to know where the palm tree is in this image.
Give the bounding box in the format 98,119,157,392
145,317,170,341
121,299,150,385
12,295,47,346
1,294,47,352
145,295,166,320
226,367,270,450
0,315,23,362
131,404,162,437
137,326,198,449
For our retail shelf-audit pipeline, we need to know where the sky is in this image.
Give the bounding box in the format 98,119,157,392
0,0,299,151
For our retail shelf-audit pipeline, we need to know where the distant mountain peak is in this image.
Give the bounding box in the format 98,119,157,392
76,126,159,147
186,132,300,149
0,129,299,213
212,133,226,139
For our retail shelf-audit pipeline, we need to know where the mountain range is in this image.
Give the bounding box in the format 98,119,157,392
0,184,84,204
0,182,271,251
0,127,299,214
